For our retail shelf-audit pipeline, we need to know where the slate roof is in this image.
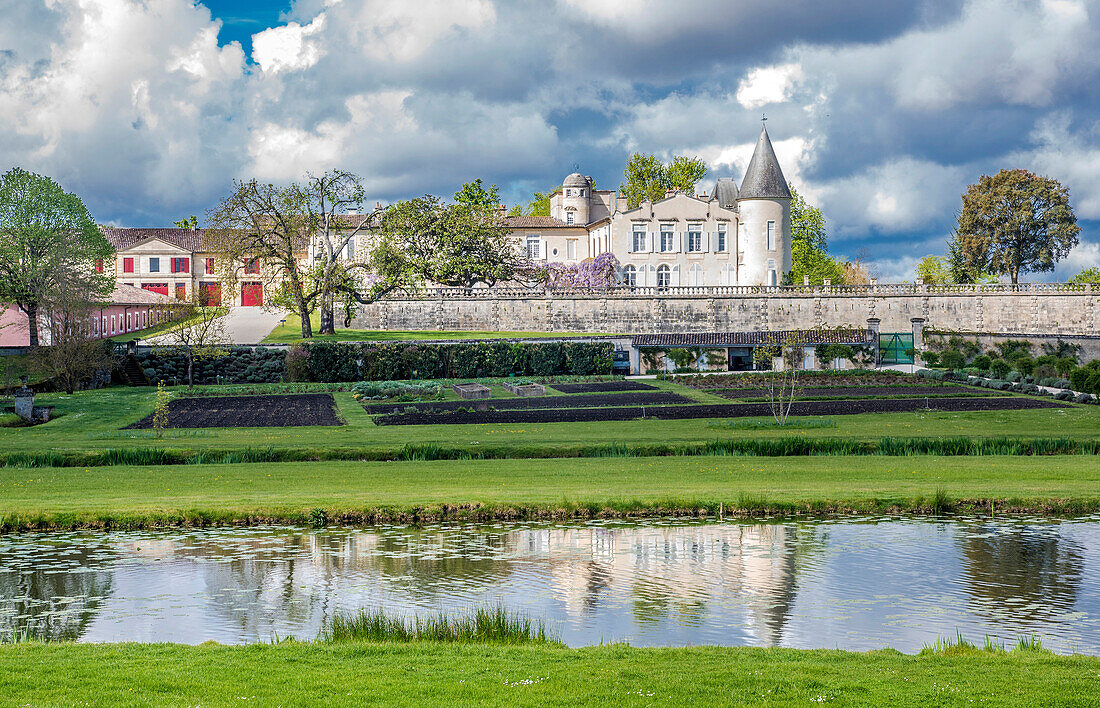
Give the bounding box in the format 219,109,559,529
632,329,874,348
710,178,739,208
503,216,575,228
739,126,792,200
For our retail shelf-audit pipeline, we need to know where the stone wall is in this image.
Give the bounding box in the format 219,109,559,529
354,284,1099,338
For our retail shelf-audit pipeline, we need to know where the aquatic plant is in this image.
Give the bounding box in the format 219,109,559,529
321,606,560,646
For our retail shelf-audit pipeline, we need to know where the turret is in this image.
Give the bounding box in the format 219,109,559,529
560,172,591,226
736,126,792,286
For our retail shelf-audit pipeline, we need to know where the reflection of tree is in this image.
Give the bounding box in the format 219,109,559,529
0,546,115,642
960,525,1083,621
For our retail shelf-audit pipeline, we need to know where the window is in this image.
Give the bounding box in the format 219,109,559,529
149,257,160,273
686,225,703,252
171,257,189,273
95,259,104,273
660,224,674,252
126,314,132,331
579,189,584,196
142,311,147,327
716,225,727,252
622,265,636,287
768,258,777,287
110,315,116,334
176,283,187,300
767,221,776,251
632,225,647,252
656,264,671,288
123,257,135,273
346,237,355,260
244,257,259,274
566,210,575,225
205,258,215,275
566,240,576,260
689,263,704,286
525,234,541,260
565,189,571,196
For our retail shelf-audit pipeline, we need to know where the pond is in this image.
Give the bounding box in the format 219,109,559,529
2,516,1099,653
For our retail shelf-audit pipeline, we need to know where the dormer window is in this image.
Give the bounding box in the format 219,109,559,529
566,210,575,225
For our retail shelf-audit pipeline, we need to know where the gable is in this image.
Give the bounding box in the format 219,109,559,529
118,237,192,254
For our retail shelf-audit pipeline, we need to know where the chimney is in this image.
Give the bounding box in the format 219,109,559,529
375,201,382,210
498,204,507,216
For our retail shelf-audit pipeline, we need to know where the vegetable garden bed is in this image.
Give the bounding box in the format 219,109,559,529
373,396,1064,426
549,381,656,394
709,385,998,399
363,391,693,415
126,394,343,429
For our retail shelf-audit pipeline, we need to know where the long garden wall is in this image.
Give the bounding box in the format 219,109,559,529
354,284,1099,338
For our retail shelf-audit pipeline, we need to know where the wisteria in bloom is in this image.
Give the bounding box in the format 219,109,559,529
542,252,621,289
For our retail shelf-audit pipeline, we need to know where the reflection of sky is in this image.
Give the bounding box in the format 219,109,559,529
1,518,1098,653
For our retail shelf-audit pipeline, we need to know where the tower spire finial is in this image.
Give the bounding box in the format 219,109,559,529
761,113,767,125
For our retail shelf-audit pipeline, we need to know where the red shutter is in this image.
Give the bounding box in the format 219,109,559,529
183,258,190,273
206,258,215,274
176,283,187,300
123,257,134,273
95,259,104,273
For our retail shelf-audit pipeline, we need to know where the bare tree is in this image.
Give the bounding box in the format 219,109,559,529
753,332,806,425
156,298,230,387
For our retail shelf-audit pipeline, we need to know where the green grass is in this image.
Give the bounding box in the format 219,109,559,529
1,385,1097,457
262,312,608,343
0,642,1097,707
110,307,227,342
323,607,559,645
3,454,1100,530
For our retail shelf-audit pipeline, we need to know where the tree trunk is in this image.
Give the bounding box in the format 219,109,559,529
187,350,194,388
299,302,313,339
318,292,335,336
25,302,40,348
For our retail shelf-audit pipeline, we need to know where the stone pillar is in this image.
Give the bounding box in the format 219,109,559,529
911,317,926,366
13,385,34,422
867,317,881,367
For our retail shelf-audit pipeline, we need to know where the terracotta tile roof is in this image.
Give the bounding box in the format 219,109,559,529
632,329,875,348
104,227,208,251
503,216,575,228
107,284,176,306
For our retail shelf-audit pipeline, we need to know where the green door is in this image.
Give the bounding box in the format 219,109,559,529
879,333,914,365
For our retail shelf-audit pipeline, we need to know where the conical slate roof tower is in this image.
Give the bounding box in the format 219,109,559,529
739,125,791,200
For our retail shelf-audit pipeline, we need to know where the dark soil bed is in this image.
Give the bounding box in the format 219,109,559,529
364,391,691,414
374,396,1062,426
549,381,656,394
681,372,925,389
710,385,995,400
127,394,342,429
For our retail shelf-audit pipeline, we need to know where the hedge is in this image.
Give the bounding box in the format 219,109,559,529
131,341,614,385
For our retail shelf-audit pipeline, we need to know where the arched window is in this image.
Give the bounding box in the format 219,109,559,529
656,264,671,288
622,265,636,287
689,263,704,286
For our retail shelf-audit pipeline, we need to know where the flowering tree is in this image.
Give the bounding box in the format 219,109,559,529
542,252,621,288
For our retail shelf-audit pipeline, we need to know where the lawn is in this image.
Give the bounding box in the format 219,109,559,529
1,642,1097,707
110,306,227,343
262,312,609,343
3,454,1099,529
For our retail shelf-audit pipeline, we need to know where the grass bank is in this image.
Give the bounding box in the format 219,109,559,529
1,642,1097,707
3,455,1099,530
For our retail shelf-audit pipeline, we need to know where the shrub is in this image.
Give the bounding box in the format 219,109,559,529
938,350,965,370
285,343,310,382
920,351,940,367
1055,357,1077,376
1073,393,1095,404
1054,390,1074,401
1014,356,1035,376
990,359,1011,378
1006,371,1022,383
971,354,992,371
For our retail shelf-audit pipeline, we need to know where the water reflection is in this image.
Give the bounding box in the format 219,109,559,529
0,518,1097,653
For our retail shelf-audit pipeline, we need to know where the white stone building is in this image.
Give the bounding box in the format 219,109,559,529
511,125,792,287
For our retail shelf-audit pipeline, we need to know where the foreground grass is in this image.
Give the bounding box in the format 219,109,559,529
3,455,1099,529
3,386,1098,456
1,642,1097,707
262,313,606,343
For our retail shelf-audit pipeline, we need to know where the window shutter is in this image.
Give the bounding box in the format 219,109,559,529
672,232,681,253
702,232,711,253
538,237,546,260
672,264,681,286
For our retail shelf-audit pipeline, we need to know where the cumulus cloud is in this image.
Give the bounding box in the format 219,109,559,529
0,0,1097,285
252,13,327,73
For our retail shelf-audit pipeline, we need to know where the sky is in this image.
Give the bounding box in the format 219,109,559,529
1,0,1098,282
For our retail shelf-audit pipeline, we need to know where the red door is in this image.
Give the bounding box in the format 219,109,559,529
241,282,263,306
199,282,222,306
175,283,187,300
142,283,169,296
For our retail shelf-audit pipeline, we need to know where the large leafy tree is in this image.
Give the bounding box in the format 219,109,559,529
508,188,555,217
785,185,846,285
956,169,1079,284
619,153,708,208
206,179,316,338
454,179,500,208
1068,266,1100,284
0,168,114,346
